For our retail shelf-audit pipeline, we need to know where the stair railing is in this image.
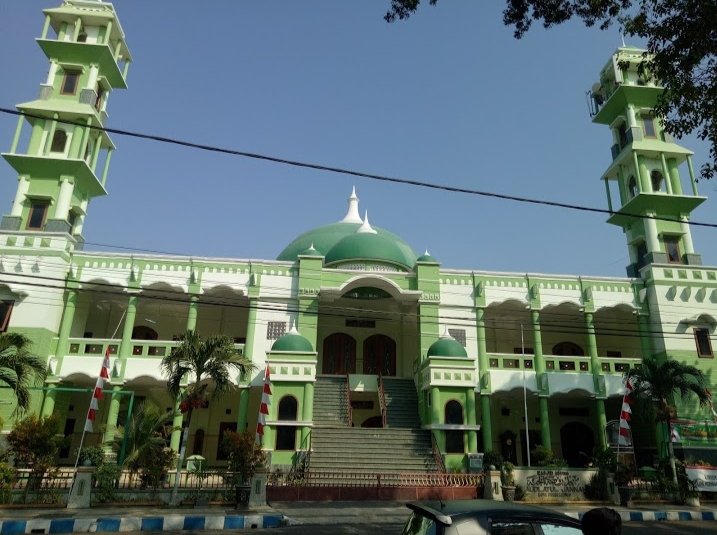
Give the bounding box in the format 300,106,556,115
345,373,353,426
377,373,387,428
290,430,312,482
431,432,447,473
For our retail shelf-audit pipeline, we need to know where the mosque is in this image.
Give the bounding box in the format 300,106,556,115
0,0,715,477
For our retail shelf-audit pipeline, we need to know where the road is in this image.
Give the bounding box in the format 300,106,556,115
144,522,717,534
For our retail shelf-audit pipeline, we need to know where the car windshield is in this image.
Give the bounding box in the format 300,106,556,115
402,512,438,535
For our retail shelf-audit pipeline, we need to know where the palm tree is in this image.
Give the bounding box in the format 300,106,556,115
0,332,47,414
161,330,254,502
115,401,175,469
625,359,710,485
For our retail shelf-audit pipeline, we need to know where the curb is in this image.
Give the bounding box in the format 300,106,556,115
0,514,285,533
565,510,717,522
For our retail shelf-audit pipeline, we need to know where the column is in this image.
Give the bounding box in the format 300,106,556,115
475,307,492,451
102,385,122,448
72,199,89,237
644,212,660,253
531,310,551,450
585,312,607,449
45,60,58,86
72,17,82,41
28,119,46,155
300,382,314,447
41,14,51,39
667,159,683,195
104,21,113,45
101,148,113,186
431,386,443,450
10,176,30,217
10,115,24,154
87,65,99,90
43,115,59,155
119,294,137,358
55,290,78,358
637,156,651,193
465,388,478,453
90,137,102,171
79,119,92,159
186,295,198,332
237,387,250,432
41,383,57,418
660,154,673,194
604,179,613,212
69,124,85,158
686,155,698,195
170,399,184,452
53,177,74,220
680,216,695,255
637,313,653,360
244,298,258,360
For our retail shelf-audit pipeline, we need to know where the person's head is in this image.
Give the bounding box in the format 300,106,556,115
581,507,622,535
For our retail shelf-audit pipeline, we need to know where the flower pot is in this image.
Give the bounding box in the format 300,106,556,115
502,485,516,502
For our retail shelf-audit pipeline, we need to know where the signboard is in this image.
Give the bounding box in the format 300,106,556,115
671,421,717,446
514,468,596,501
686,466,717,492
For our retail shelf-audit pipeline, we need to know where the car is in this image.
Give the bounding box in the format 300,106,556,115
401,500,584,535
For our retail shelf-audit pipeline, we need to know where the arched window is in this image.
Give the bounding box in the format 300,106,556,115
77,32,87,43
50,130,68,153
651,170,664,192
627,176,637,198
552,342,584,356
322,332,356,374
132,325,158,340
275,396,298,451
444,400,464,454
192,429,205,455
363,334,396,376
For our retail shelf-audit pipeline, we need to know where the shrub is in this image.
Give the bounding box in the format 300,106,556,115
0,462,14,504
7,415,62,469
482,451,503,472
138,447,175,490
501,462,515,487
78,445,106,467
514,484,526,501
583,471,611,501
221,431,266,484
94,463,121,503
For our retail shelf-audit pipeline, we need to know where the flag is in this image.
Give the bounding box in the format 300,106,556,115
670,426,681,443
255,365,272,444
618,378,634,447
84,346,111,433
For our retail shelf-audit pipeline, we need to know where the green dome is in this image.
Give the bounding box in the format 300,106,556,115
271,332,314,352
427,337,468,358
416,251,438,263
299,243,323,257
325,231,416,271
277,222,361,261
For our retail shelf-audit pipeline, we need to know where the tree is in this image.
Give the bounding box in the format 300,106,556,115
161,330,254,502
625,359,710,485
385,1,717,181
0,333,47,414
115,401,175,469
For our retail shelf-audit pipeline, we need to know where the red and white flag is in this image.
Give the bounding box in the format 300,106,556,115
84,346,111,433
670,426,681,443
618,378,634,447
255,365,272,443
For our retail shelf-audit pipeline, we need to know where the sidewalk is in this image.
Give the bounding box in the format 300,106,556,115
0,501,715,532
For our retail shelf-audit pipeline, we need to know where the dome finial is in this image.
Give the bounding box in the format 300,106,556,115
441,326,452,338
340,186,362,223
358,210,378,234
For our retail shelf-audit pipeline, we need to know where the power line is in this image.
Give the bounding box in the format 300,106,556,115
1,107,716,229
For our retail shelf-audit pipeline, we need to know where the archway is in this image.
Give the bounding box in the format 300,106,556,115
132,325,158,340
560,422,595,467
322,333,356,374
275,396,299,451
363,334,396,376
552,341,584,356
444,400,464,454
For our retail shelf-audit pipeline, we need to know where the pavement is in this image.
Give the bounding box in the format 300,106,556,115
0,501,715,532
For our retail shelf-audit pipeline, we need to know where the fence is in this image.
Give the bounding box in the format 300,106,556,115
269,470,484,488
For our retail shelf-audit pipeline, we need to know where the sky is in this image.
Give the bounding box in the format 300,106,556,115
0,1,714,278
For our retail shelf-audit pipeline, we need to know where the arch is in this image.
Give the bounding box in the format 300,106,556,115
275,395,299,451
444,400,464,454
362,334,396,376
361,415,383,428
627,175,638,198
651,170,664,192
322,332,356,374
132,325,158,340
327,275,421,303
560,422,594,468
192,429,205,455
552,341,585,356
50,129,68,153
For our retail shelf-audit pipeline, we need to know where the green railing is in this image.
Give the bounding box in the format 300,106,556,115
487,353,641,374
65,338,245,358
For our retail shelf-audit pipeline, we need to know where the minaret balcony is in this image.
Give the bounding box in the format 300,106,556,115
37,39,128,89
590,84,663,125
20,99,109,128
606,193,706,227
1,153,107,199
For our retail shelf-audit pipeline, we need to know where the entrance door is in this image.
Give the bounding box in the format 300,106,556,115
322,333,356,374
363,334,396,376
560,422,595,467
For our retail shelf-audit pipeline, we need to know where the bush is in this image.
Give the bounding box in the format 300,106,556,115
583,471,611,501
0,462,14,504
138,447,175,490
7,415,62,469
221,431,266,484
94,463,121,503
501,462,515,486
531,446,568,467
514,484,526,501
78,445,106,467
482,451,503,472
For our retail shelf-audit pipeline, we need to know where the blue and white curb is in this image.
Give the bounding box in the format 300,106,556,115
0,514,284,533
566,510,717,522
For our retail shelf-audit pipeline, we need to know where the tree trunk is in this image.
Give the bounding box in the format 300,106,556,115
170,407,193,506
665,419,678,487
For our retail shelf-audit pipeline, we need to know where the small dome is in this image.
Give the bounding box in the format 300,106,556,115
299,243,323,257
416,250,438,263
427,336,467,358
271,330,313,352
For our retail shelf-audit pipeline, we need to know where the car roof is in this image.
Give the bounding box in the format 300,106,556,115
406,500,582,527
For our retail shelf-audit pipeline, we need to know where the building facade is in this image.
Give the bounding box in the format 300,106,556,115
0,0,715,474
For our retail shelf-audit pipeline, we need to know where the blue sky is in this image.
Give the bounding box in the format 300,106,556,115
0,1,714,276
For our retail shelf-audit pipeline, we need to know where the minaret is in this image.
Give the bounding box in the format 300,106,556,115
589,47,706,277
1,0,131,246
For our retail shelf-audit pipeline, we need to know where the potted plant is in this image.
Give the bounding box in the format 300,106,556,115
615,462,635,506
78,445,105,467
501,461,516,502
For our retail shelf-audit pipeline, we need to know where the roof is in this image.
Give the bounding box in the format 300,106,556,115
427,337,467,358
271,331,314,353
324,230,416,271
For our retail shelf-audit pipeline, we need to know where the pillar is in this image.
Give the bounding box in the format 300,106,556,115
41,383,57,418
101,148,113,186
604,179,613,212
87,64,99,90
244,298,258,360
667,159,683,195
660,154,673,194
28,119,46,155
430,386,444,450
300,382,314,447
186,295,198,332
686,155,698,195
465,388,478,453
10,176,30,217
45,60,58,86
237,387,250,433
119,294,137,358
637,156,651,194
69,124,84,158
680,216,694,255
43,115,59,155
102,385,122,447
55,290,77,358
644,212,660,253
637,313,654,361
531,310,551,450
41,14,51,39
170,399,184,452
476,307,493,451
595,399,608,449
53,177,74,220
90,137,102,171
10,115,24,154
585,312,607,448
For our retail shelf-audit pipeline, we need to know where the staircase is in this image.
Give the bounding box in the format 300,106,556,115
307,375,438,483
382,377,422,428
